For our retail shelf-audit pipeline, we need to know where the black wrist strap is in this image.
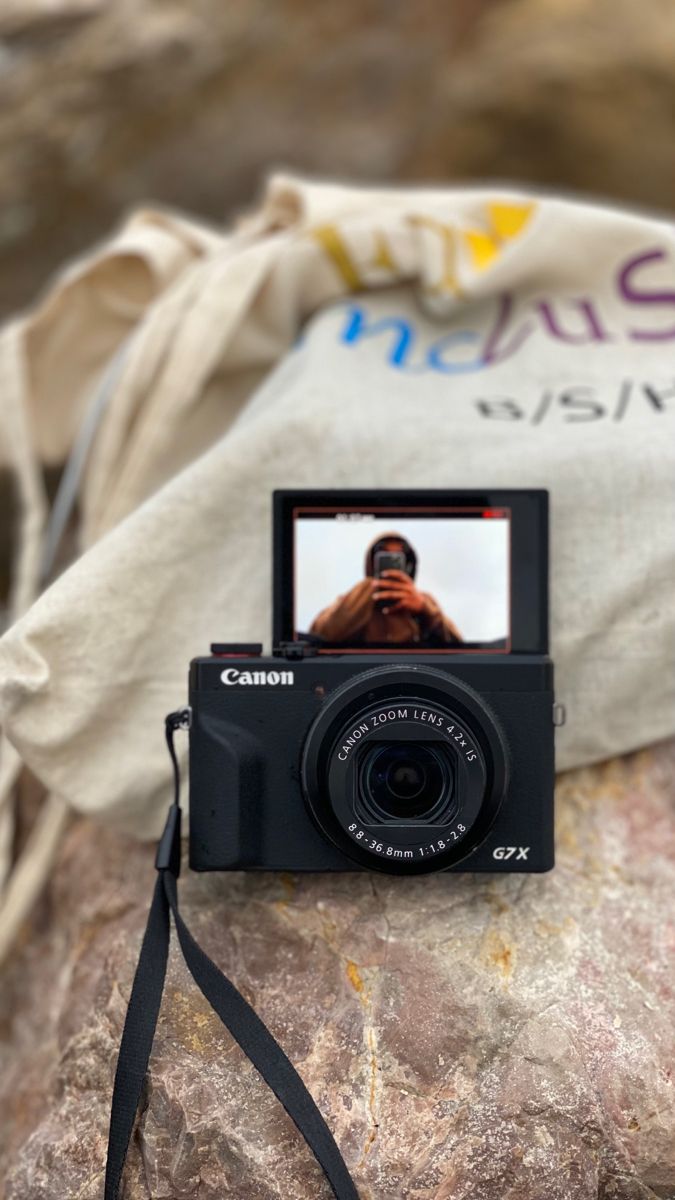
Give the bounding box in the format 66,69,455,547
104,711,360,1200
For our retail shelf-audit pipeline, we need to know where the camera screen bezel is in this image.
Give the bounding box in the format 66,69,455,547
273,488,548,655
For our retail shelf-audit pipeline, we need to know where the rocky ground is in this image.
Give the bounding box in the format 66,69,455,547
1,740,673,1199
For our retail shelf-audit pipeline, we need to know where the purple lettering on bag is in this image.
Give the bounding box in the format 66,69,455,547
618,248,675,341
537,298,613,344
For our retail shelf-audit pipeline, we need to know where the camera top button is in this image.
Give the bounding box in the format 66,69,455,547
552,702,566,727
210,643,263,657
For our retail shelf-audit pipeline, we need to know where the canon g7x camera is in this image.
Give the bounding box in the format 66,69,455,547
188,490,561,875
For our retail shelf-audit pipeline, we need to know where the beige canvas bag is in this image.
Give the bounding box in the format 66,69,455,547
1,176,674,954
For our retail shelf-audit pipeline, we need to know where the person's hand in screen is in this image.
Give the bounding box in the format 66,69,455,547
373,568,430,616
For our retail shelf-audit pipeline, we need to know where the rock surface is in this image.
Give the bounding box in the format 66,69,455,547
2,0,675,318
1,740,674,1198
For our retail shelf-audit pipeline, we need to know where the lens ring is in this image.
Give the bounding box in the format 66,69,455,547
301,664,509,875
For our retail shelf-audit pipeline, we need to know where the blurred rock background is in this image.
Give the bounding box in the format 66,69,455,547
3,0,675,612
1,0,675,321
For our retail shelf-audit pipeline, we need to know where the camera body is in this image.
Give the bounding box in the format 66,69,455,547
187,488,559,875
189,651,555,874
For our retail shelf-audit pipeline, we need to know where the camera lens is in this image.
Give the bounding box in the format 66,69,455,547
360,743,451,821
301,665,508,875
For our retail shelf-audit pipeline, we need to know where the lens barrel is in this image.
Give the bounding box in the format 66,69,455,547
301,665,509,875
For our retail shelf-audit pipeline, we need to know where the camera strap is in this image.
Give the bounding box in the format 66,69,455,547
104,711,360,1200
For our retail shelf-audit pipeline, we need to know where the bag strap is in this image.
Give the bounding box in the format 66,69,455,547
105,711,360,1200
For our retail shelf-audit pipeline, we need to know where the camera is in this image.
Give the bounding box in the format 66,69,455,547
188,489,561,875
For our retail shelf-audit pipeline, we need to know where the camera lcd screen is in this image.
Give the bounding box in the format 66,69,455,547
274,491,548,654
293,507,509,651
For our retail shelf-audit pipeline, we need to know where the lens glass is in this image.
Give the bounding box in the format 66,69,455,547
360,742,453,821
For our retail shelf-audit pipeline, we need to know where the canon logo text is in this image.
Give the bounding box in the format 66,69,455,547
220,667,294,687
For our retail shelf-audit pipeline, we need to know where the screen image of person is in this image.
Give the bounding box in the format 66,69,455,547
309,532,463,647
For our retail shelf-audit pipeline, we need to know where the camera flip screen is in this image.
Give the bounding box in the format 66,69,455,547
291,505,511,652
274,490,548,655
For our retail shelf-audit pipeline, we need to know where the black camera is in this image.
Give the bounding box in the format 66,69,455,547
188,489,561,875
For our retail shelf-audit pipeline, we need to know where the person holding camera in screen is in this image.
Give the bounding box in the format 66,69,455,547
310,533,463,647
